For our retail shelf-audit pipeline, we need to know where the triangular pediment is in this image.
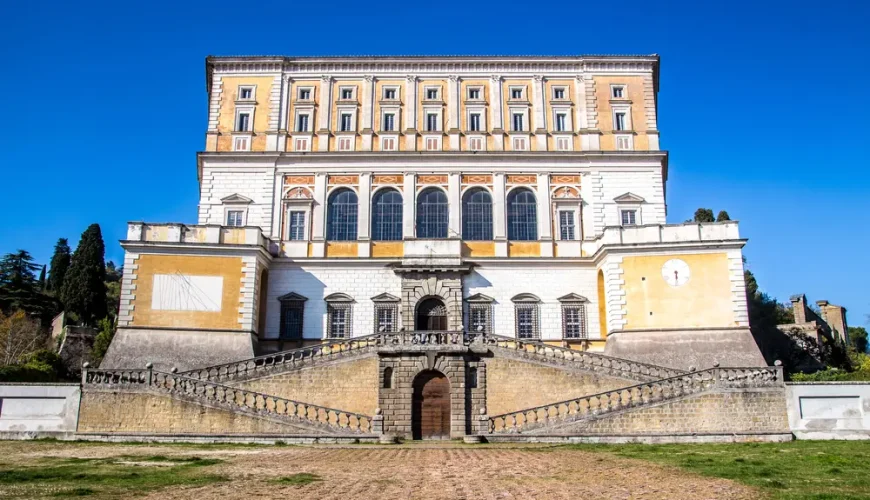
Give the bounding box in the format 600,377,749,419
278,292,307,302
558,293,589,303
221,193,253,204
613,192,645,203
371,292,400,302
465,293,495,303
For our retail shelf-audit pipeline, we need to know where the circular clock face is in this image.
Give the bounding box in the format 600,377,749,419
661,259,691,287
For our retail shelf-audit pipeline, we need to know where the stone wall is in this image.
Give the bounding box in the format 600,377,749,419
234,355,379,416
787,382,870,440
485,356,634,416
0,384,81,433
77,390,319,434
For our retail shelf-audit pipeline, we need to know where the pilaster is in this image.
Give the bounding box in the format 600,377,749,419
404,76,417,151
493,172,506,240
311,173,327,258
358,172,372,240
402,172,416,238
317,76,333,151
532,76,548,150
361,75,375,151
448,75,460,150
447,173,461,237
489,75,504,151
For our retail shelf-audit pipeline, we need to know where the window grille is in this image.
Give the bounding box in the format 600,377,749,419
562,303,587,339
374,303,398,333
462,188,493,241
507,188,537,241
559,211,575,240
468,303,492,334
416,188,448,238
327,303,352,338
371,188,403,241
326,189,358,241
514,303,539,339
288,211,306,240
279,298,305,340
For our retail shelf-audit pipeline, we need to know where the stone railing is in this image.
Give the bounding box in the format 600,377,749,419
378,331,469,346
486,366,782,434
481,334,684,381
83,367,372,435
125,222,271,249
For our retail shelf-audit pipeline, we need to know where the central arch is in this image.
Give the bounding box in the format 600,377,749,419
412,370,451,440
416,297,448,331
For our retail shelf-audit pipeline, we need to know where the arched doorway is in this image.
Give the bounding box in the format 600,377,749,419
412,370,451,440
416,297,447,331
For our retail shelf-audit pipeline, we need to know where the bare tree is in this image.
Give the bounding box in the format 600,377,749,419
0,311,46,365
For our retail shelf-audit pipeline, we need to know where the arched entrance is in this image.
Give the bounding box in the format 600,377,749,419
412,370,451,440
416,297,448,331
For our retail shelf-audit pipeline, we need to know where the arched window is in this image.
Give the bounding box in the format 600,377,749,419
507,188,537,241
416,188,448,238
462,188,493,241
371,188,403,241
326,188,358,241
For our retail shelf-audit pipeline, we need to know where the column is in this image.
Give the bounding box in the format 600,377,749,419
489,75,504,151
448,75,460,150
361,76,375,151
317,76,333,151
358,173,372,257
310,173,328,257
402,172,416,238
447,173,461,238
493,173,507,257
532,76,548,150
404,76,417,151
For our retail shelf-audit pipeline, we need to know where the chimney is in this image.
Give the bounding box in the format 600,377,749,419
790,294,808,324
817,301,849,343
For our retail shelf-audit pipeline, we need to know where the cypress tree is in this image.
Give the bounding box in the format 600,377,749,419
61,225,108,326
716,210,731,222
47,238,71,294
692,208,715,223
38,265,46,290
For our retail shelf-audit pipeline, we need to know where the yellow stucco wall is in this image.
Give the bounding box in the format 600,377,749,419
371,241,403,258
216,76,274,152
326,242,358,258
131,254,243,330
462,241,495,257
508,242,540,257
622,253,735,329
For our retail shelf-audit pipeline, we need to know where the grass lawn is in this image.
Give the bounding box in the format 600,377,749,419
569,440,870,500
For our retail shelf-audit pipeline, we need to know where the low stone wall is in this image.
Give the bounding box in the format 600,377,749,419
0,383,81,434
787,382,870,440
101,328,256,372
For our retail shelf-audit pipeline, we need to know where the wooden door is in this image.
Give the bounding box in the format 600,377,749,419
412,371,450,440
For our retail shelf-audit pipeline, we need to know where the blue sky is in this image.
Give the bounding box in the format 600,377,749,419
0,0,867,326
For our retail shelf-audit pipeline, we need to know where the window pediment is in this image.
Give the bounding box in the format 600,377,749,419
511,293,541,303
221,193,253,204
557,293,589,303
324,292,355,303
278,292,308,302
465,293,494,303
371,292,400,302
613,192,645,203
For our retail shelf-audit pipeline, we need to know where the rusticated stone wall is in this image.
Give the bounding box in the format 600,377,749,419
485,357,635,417
234,356,379,415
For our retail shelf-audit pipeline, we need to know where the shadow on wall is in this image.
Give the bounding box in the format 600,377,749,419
261,267,326,350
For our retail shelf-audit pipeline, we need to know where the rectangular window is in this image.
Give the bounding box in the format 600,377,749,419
512,136,527,151
614,112,627,131
468,136,483,151
426,88,439,100
559,211,576,240
468,88,481,100
383,88,396,100
236,112,251,132
340,113,353,132
612,85,625,98
426,113,438,132
383,113,395,132
288,211,306,240
469,113,481,132
327,304,352,338
426,136,440,151
562,304,587,339
511,88,523,99
338,136,354,151
341,88,354,100
512,113,524,132
616,135,633,151
515,304,539,339
375,304,398,333
294,137,310,151
555,113,567,132
296,114,309,132
298,88,311,100
556,137,571,151
279,300,304,339
226,210,244,227
553,87,565,100
621,209,637,226
468,304,491,334
233,136,250,151
238,86,254,100
381,137,397,151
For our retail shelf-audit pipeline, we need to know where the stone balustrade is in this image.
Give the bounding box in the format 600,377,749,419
378,331,468,346
125,222,271,248
487,366,782,434
84,367,372,434
595,221,742,249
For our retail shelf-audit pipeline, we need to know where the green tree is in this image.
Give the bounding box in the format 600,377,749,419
0,251,55,319
91,317,115,365
849,326,868,354
61,224,108,326
716,210,731,222
693,208,715,223
47,238,71,294
37,266,46,290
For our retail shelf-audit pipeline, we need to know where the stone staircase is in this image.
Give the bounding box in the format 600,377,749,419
83,367,373,436
484,366,783,435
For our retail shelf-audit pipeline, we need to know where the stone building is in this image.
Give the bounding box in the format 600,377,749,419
88,55,784,442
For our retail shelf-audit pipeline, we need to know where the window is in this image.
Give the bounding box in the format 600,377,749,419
238,86,254,100
612,85,625,98
614,112,627,131
616,135,633,151
375,304,398,333
425,136,441,151
512,136,527,151
468,367,478,389
298,88,312,100
288,211,306,240
469,113,481,132
426,88,439,100
383,367,393,388
426,113,438,132
621,209,637,226
562,303,587,339
468,136,484,151
383,88,396,100
507,188,537,241
381,137,397,151
462,188,493,241
555,113,567,132
233,136,250,151
278,293,306,340
340,88,354,100
340,113,353,132
226,210,244,227
371,188,403,241
511,88,523,99
468,88,481,100
296,114,309,132
511,295,540,339
327,303,352,338
511,113,524,132
326,188,358,241
559,210,576,240
383,113,395,132
236,112,251,132
556,137,571,151
553,87,566,100
338,136,354,151
468,303,491,334
416,188,448,238
294,137,310,151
